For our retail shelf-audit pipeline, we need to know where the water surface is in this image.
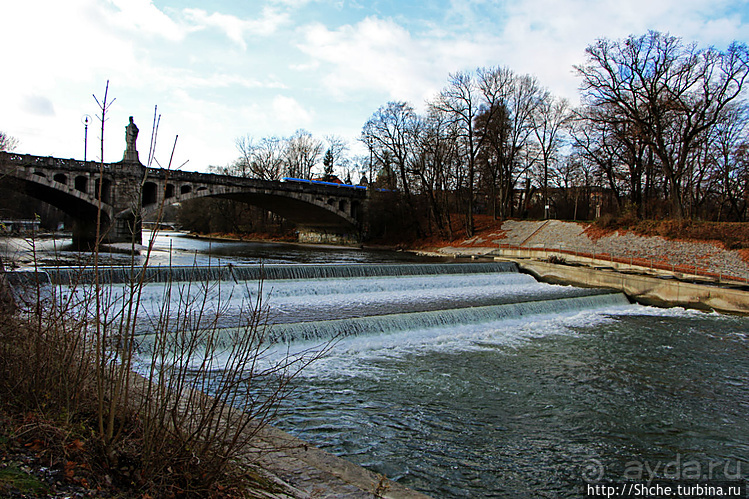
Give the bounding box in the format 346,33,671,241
21,231,749,497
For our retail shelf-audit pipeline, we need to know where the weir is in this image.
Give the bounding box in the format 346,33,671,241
63,262,632,344
45,261,518,285
265,292,631,343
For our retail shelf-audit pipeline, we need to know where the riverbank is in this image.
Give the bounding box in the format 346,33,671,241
414,219,749,314
186,231,368,253
0,382,429,499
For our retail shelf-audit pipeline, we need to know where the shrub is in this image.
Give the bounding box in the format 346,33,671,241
0,233,327,496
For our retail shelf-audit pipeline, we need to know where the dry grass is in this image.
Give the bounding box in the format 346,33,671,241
0,247,327,497
586,216,749,252
409,214,508,250
408,214,749,265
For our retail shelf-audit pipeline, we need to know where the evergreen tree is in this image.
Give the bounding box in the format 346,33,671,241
322,148,335,181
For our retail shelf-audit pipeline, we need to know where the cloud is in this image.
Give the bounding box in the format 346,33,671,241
106,0,186,41
2,0,746,172
480,0,749,101
148,69,288,92
295,15,521,110
183,7,290,49
23,96,56,117
294,0,749,112
297,17,446,105
273,95,312,128
268,0,318,7
2,1,132,82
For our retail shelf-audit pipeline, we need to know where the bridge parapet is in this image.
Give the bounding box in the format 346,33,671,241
1,152,109,173
150,168,367,198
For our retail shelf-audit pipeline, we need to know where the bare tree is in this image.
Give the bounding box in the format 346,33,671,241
533,94,570,218
323,134,349,178
576,31,749,218
570,104,633,213
431,68,514,235
431,72,482,235
362,101,424,233
0,131,18,152
475,69,545,219
229,135,285,180
413,107,461,236
712,105,749,220
232,135,256,178
284,129,323,179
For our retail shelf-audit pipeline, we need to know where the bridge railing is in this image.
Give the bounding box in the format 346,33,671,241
0,151,104,172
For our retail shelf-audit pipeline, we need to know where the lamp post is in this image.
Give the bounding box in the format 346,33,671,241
81,115,91,162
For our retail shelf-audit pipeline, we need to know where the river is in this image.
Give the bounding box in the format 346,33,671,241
5,231,749,497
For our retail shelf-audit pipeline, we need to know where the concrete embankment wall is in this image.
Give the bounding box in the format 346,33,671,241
429,219,749,315
513,259,749,315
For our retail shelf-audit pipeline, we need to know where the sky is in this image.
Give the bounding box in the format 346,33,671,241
1,0,747,173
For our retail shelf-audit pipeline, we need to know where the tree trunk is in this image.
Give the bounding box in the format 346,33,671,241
0,256,16,315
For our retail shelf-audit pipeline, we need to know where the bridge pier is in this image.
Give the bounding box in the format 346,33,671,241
71,214,142,248
109,214,142,246
71,219,99,248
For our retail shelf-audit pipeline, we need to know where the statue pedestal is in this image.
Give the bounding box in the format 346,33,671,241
123,150,139,162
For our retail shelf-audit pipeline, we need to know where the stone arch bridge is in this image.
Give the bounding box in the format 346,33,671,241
0,151,367,246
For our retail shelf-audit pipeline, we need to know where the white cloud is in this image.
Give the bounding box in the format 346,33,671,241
106,0,186,41
183,6,290,49
485,0,749,101
1,0,746,174
2,1,134,85
295,0,749,112
273,95,312,128
145,69,288,93
268,0,318,7
23,96,56,117
297,17,447,105
290,61,321,71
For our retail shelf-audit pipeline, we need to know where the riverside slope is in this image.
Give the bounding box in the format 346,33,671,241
421,220,749,315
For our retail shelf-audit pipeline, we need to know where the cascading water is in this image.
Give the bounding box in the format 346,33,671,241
45,261,518,284
57,262,627,336
52,257,749,498
266,293,630,343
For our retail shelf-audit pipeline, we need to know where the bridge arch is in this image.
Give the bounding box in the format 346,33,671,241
143,182,158,207
0,168,115,246
145,186,362,230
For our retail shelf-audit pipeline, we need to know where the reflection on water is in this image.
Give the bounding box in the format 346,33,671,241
1,230,443,268
143,231,441,266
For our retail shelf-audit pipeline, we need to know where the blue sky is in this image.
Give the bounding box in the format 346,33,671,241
2,0,747,173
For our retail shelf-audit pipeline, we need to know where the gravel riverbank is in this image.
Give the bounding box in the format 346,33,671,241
434,220,749,281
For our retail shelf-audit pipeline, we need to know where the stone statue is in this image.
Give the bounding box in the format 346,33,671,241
123,116,140,162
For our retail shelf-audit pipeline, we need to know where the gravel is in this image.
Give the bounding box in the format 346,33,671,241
450,220,749,280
